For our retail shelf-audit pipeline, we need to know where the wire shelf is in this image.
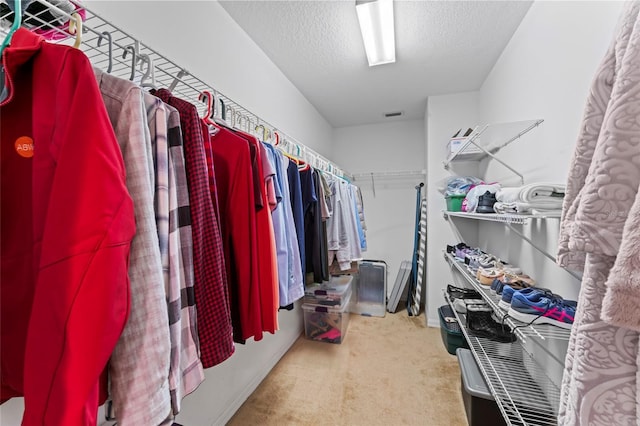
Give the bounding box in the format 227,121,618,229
0,0,352,179
443,211,561,225
443,119,544,167
443,119,544,184
443,291,561,426
351,169,426,181
444,253,571,346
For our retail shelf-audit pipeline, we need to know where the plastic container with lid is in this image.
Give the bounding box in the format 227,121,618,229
303,275,353,309
303,289,352,344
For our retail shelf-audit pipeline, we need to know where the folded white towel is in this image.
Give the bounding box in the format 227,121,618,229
519,182,565,203
494,202,532,214
495,188,520,203
494,201,563,215
496,183,565,207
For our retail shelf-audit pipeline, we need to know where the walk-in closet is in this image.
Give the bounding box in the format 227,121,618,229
1,1,637,425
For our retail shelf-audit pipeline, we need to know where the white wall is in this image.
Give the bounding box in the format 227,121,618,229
423,1,625,329
425,92,480,327
0,2,334,426
88,0,334,158
332,120,426,300
476,0,625,302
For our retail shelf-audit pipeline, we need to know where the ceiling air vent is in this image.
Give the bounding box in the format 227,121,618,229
384,111,403,118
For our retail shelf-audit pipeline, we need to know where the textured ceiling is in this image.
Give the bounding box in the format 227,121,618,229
219,1,532,128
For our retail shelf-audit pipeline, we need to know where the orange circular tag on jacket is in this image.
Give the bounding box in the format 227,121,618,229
15,136,34,158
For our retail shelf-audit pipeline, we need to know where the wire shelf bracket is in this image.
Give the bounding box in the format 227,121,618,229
443,119,544,185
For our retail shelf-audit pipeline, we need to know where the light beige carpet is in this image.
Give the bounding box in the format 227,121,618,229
228,312,467,426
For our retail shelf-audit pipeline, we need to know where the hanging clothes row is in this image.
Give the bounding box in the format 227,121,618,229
0,23,366,426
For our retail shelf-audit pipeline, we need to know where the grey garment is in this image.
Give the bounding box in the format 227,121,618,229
556,2,640,425
557,1,637,271
164,104,204,408
558,254,638,426
144,95,205,415
318,171,332,220
325,175,363,270
94,69,172,426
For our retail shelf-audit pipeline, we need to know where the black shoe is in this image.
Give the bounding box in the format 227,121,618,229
447,242,470,254
447,284,482,300
466,305,516,343
476,191,497,214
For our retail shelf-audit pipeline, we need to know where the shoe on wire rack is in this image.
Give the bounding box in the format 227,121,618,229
498,286,543,310
476,191,497,214
457,299,490,314
453,298,467,314
507,291,576,329
465,304,516,343
499,285,575,311
447,242,470,255
447,284,482,300
454,246,479,262
476,267,503,286
490,272,532,295
490,278,505,295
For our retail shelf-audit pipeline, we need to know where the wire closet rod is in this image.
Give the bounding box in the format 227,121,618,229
8,0,352,180
352,169,426,181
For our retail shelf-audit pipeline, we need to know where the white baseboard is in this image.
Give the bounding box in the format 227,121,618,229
214,329,303,425
427,318,440,328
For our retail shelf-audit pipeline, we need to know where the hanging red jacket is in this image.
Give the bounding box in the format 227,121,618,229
0,29,135,425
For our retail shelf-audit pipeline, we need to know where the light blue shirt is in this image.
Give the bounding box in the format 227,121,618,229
264,144,304,305
350,184,367,251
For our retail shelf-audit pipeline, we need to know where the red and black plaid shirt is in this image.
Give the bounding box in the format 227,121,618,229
200,121,221,222
152,89,233,368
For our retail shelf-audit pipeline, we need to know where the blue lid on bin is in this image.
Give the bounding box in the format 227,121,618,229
456,348,495,401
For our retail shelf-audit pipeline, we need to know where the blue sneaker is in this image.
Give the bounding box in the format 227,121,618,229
508,292,576,329
542,291,577,309
490,278,507,295
521,288,577,309
498,286,541,310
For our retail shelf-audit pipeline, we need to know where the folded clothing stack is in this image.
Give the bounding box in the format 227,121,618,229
495,182,566,214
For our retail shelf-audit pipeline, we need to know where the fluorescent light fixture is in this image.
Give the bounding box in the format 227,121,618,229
356,0,395,67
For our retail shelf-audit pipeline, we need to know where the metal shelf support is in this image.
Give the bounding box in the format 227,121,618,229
443,119,544,185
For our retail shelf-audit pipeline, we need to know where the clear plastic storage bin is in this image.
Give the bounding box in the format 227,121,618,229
303,290,352,344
